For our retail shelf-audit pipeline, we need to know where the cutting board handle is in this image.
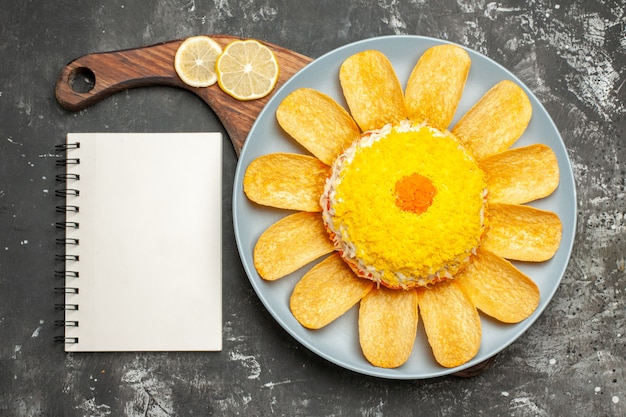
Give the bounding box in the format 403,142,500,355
55,35,312,154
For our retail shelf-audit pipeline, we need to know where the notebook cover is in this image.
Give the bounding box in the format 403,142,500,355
58,132,222,351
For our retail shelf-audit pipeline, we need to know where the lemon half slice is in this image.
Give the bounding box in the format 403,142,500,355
174,36,223,87
216,40,280,101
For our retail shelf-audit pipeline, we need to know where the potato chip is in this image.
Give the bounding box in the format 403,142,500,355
254,212,334,281
276,88,361,165
244,153,329,212
290,253,373,329
417,281,481,368
358,287,418,368
339,50,407,132
452,80,532,161
405,44,471,129
479,144,559,205
482,203,562,262
455,248,540,323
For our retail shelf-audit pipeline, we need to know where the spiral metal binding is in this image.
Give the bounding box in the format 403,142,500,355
54,336,79,344
54,287,79,294
55,141,81,345
56,173,80,181
55,143,80,151
55,303,79,310
55,270,79,278
56,205,79,213
55,254,79,262
56,238,79,245
56,221,79,230
55,189,80,197
56,158,80,167
54,320,79,327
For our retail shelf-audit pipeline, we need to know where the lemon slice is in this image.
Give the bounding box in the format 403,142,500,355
174,36,223,87
216,39,280,101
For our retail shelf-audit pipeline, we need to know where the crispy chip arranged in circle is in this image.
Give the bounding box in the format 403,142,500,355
452,80,532,161
482,203,562,262
254,212,334,281
243,153,330,212
340,50,407,132
276,88,360,165
417,282,481,368
358,287,418,368
405,44,471,129
290,253,374,330
456,248,540,323
480,144,559,205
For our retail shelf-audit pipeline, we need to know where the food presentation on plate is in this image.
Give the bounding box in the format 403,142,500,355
233,36,576,379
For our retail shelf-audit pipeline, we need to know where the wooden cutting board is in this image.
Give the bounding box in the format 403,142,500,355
55,35,313,155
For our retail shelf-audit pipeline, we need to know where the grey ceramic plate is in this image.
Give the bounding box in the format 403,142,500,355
233,35,576,379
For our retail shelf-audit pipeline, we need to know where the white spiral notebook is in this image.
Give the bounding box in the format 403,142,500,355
56,132,222,351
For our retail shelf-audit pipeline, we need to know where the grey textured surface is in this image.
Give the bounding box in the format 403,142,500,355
1,1,624,416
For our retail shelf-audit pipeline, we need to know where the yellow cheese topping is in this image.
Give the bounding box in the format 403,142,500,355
325,122,487,288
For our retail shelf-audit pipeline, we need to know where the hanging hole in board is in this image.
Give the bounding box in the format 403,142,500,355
69,67,96,93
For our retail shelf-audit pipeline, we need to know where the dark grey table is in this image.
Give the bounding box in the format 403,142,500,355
1,1,624,416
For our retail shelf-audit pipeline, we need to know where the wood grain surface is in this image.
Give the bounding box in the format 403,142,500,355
55,35,312,154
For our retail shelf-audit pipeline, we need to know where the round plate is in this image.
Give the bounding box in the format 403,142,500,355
233,35,576,379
